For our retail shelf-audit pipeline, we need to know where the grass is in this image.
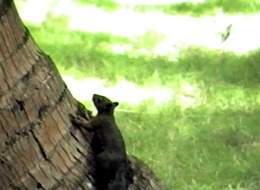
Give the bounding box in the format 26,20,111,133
27,15,260,190
75,0,118,10
63,0,260,16
135,0,260,16
118,105,260,190
65,0,260,15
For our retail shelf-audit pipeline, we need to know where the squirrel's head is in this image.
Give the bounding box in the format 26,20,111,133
92,94,119,114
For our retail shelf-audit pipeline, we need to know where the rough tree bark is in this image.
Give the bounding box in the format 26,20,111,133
0,0,164,189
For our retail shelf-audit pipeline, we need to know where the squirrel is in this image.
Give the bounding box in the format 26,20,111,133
70,94,130,190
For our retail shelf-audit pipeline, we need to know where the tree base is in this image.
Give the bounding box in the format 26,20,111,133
127,155,164,190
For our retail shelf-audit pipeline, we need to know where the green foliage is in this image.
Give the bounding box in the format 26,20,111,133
27,15,260,190
136,0,260,16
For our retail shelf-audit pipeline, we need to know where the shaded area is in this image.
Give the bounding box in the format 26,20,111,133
136,0,260,16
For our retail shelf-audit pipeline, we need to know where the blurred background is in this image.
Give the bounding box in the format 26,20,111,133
15,0,260,189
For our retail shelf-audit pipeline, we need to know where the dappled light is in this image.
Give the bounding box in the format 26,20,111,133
16,0,260,189
18,0,260,54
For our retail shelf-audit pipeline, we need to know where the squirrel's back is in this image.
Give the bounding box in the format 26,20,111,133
92,114,126,158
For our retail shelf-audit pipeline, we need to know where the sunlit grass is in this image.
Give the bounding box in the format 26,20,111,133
135,0,260,16
28,17,260,85
75,0,118,10
18,0,260,53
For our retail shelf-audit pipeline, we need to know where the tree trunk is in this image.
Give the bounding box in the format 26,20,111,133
0,1,94,189
0,0,164,189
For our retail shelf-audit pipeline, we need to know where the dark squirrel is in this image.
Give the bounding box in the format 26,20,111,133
70,94,130,190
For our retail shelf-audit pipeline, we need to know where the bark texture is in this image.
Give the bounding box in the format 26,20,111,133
0,0,165,189
0,1,95,189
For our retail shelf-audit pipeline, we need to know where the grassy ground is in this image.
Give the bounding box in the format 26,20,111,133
76,0,260,15
76,0,118,10
27,12,260,190
135,0,260,16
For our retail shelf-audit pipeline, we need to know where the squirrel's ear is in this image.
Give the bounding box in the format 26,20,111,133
113,102,119,108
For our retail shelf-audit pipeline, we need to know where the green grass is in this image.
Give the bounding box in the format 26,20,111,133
135,0,260,16
66,0,260,15
27,16,260,190
118,104,260,190
75,0,118,10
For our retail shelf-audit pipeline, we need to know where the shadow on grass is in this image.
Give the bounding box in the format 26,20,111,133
136,0,260,16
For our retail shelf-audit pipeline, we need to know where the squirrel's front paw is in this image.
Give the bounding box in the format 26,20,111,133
69,113,89,126
69,113,81,123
